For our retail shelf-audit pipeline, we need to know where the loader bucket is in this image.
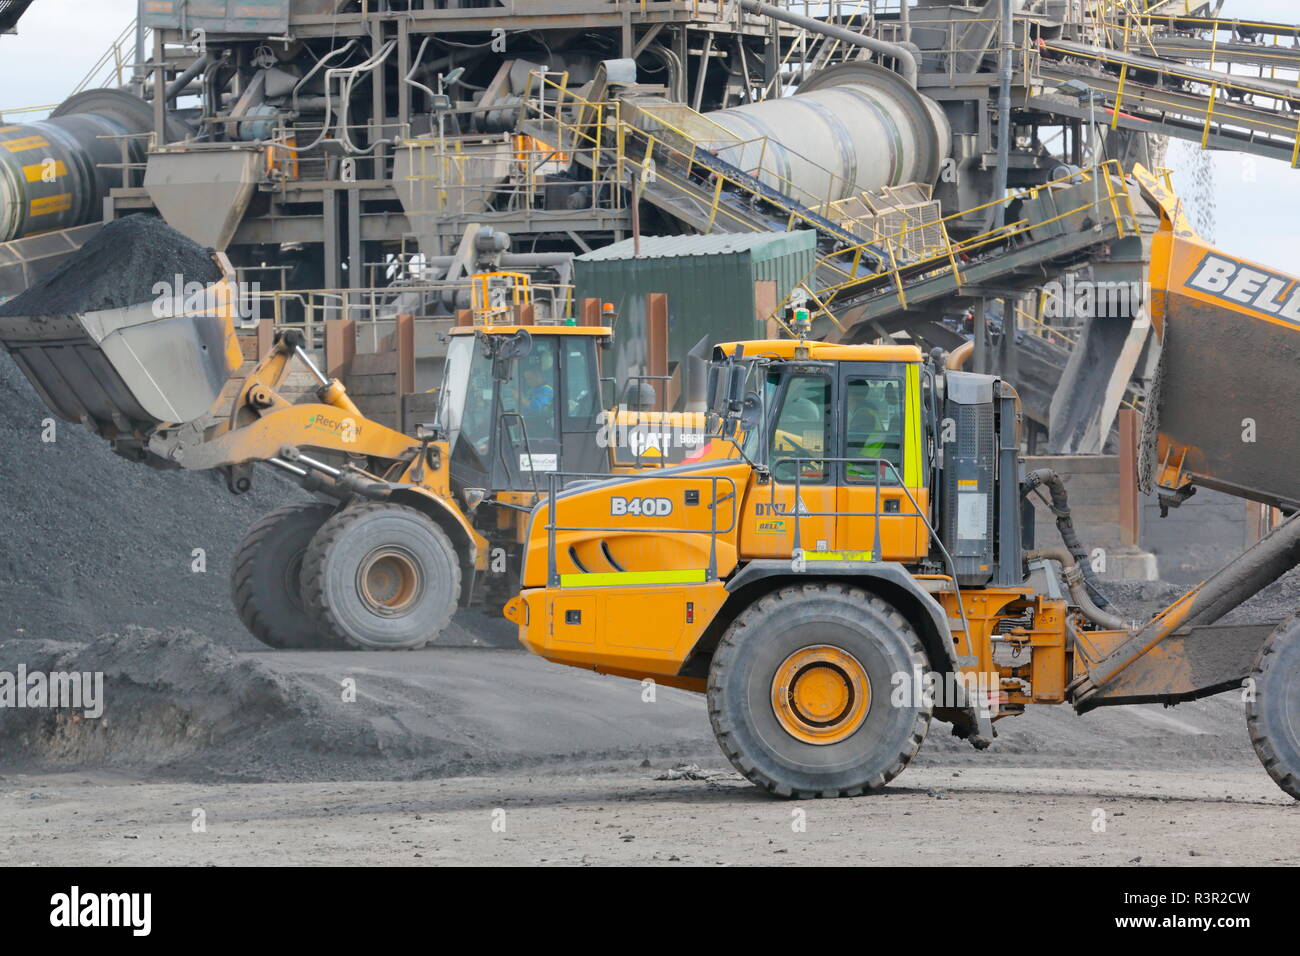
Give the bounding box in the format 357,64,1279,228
0,262,243,438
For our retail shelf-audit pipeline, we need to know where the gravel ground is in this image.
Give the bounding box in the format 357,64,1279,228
1,765,1293,866
0,632,1277,785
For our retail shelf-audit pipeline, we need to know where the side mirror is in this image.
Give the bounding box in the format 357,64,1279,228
707,364,724,412
721,369,750,438
738,389,762,435
727,363,747,409
492,329,533,382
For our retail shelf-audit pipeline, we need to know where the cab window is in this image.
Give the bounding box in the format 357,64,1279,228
770,374,830,483
501,338,558,439
562,340,598,422
844,375,905,484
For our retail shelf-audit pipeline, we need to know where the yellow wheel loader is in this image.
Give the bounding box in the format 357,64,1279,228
504,169,1300,801
0,248,702,651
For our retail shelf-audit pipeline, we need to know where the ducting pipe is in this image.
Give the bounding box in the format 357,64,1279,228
165,54,212,104
946,340,974,370
738,0,920,87
697,60,950,207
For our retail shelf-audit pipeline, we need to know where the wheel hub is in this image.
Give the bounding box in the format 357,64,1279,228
357,547,424,615
771,645,871,745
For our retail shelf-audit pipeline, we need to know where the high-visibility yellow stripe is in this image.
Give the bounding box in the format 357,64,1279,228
23,160,65,183
29,193,72,217
3,136,48,153
904,363,923,487
0,126,19,134
559,569,707,588
802,550,874,562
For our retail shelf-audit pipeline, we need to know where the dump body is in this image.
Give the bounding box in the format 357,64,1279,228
1139,167,1300,509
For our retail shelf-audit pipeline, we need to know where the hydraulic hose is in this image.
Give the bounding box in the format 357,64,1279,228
1022,467,1118,612
1025,548,1128,632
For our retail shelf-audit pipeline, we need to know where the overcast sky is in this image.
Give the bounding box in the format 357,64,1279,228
1,0,1297,269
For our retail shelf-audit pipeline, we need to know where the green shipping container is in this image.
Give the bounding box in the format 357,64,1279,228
574,230,817,408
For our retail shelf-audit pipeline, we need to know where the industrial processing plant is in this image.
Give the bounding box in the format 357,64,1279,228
0,0,1297,882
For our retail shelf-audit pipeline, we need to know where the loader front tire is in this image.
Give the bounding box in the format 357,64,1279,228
707,584,932,798
1247,615,1300,800
232,502,340,650
301,502,461,650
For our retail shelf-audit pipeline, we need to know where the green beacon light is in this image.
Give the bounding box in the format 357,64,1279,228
792,307,812,337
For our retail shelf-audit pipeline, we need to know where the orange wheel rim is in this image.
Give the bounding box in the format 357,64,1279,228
771,645,871,745
358,548,423,615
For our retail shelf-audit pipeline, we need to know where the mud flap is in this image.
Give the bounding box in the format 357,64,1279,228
1074,622,1274,710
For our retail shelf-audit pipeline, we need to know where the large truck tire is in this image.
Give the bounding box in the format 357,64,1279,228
707,583,932,798
232,502,340,649
301,502,461,650
1247,615,1300,800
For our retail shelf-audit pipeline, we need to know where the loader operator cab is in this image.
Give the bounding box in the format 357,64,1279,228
437,325,609,500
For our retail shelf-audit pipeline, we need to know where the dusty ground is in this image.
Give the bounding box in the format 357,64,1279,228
0,643,1296,866
1,765,1294,866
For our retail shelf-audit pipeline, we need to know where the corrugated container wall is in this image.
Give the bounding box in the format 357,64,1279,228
574,231,817,408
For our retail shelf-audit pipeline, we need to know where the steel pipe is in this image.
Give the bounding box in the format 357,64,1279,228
0,89,162,243
738,0,920,86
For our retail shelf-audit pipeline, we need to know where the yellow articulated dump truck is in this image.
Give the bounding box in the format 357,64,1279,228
505,173,1300,800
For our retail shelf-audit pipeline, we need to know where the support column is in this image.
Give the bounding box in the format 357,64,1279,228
323,189,341,290
1118,408,1140,549
972,300,988,374
347,187,364,290
153,31,167,145
397,18,411,133
1000,296,1019,383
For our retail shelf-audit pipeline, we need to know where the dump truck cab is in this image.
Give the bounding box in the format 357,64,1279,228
727,340,934,566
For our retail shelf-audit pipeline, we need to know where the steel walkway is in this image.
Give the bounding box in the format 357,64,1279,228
1037,38,1300,166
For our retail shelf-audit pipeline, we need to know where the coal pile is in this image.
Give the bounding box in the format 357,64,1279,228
0,350,302,647
0,215,222,317
0,629,422,781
